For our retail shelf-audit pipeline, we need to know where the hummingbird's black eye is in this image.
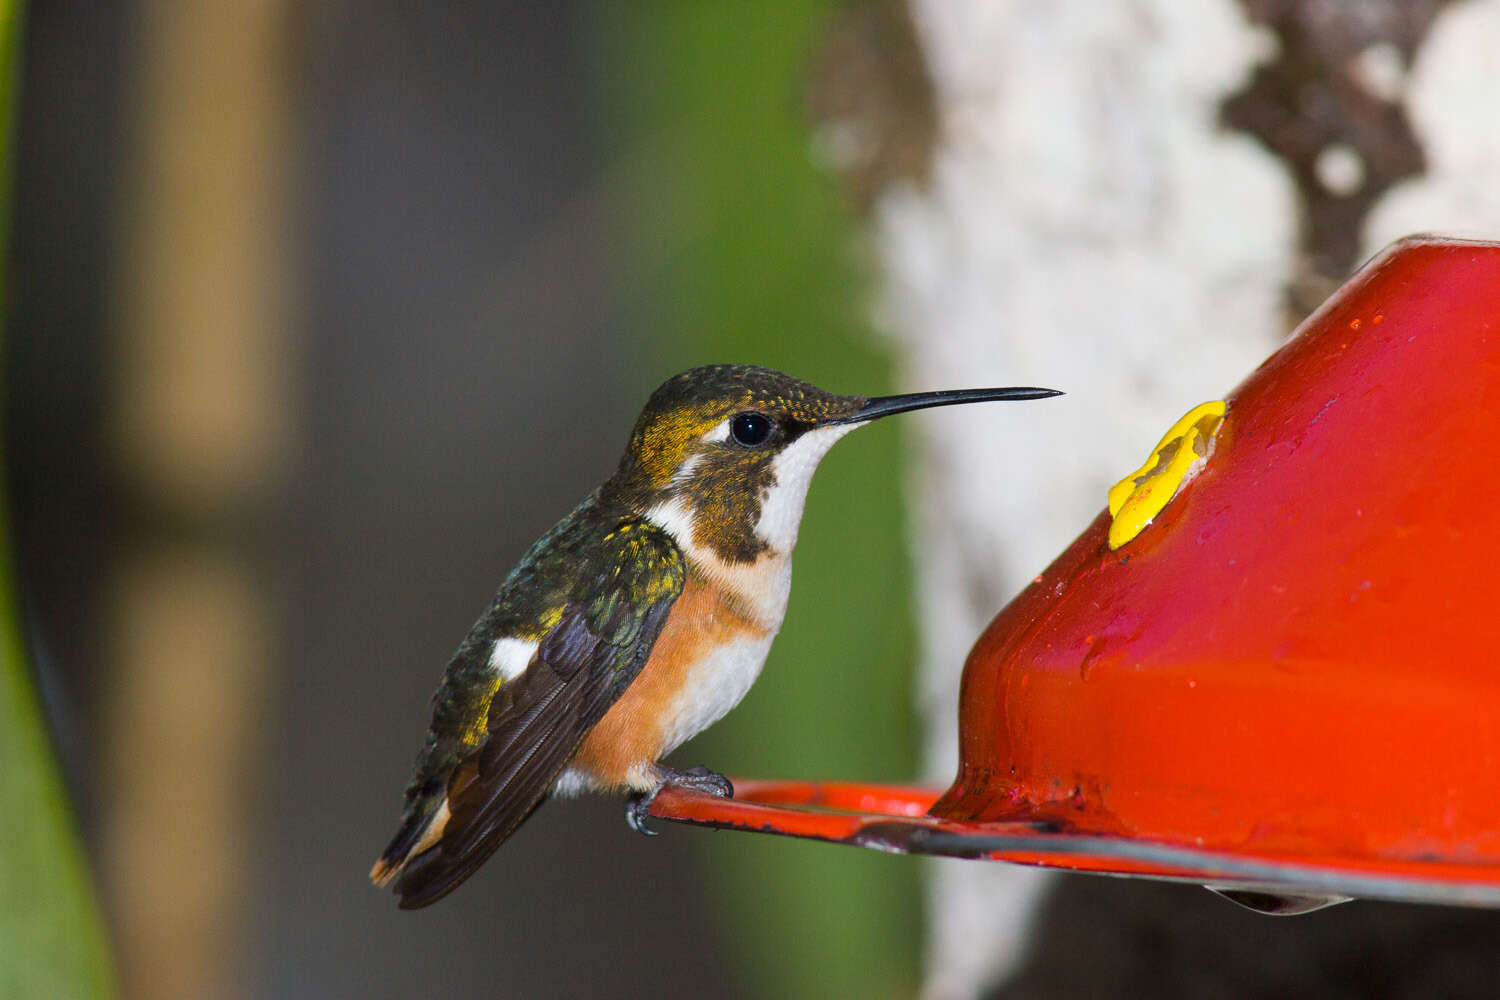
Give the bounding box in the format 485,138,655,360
729,412,774,447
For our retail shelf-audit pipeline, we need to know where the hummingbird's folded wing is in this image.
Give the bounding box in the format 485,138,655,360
389,519,685,907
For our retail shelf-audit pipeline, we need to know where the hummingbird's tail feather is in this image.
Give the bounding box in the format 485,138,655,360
388,683,582,908
369,728,559,904
384,606,632,908
370,799,451,887
369,858,397,887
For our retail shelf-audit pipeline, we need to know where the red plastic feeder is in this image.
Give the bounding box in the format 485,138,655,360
649,237,1500,912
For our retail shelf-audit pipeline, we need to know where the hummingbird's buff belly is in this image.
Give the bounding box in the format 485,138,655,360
567,574,776,790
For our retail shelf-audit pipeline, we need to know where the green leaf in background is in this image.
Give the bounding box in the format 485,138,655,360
593,3,924,996
0,3,117,997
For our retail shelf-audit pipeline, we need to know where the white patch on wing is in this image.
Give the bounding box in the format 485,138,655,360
487,637,538,681
657,630,778,758
754,423,861,553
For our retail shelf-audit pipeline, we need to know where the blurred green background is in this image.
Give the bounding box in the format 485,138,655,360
1,1,115,996
4,2,924,997
602,5,922,995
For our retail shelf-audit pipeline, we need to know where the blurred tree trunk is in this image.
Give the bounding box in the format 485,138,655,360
104,2,293,998
871,7,1291,994
859,1,1500,997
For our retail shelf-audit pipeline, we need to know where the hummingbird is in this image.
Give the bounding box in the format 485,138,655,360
371,364,1060,907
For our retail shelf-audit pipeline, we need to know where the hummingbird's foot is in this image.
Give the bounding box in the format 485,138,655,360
624,766,735,837
660,765,735,799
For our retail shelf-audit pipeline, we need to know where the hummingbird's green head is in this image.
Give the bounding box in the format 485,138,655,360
611,364,1060,569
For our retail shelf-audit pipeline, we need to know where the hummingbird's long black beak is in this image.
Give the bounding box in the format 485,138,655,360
836,385,1063,424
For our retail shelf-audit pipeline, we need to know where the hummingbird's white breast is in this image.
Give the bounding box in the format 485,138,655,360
640,424,859,749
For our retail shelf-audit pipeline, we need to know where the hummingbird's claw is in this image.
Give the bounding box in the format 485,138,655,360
626,792,659,836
